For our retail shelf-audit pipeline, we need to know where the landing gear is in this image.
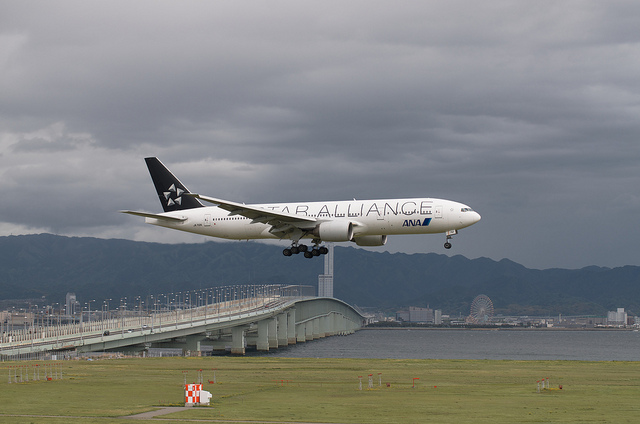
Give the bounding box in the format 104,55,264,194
283,242,300,256
282,242,308,256
282,241,329,258
444,229,458,250
312,239,329,256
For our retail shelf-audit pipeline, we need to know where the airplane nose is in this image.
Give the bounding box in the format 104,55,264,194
459,210,481,227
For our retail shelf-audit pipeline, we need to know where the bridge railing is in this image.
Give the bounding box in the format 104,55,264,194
0,284,314,352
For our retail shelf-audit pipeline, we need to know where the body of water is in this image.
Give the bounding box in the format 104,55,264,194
252,328,640,361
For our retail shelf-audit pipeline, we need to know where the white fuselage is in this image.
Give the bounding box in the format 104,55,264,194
145,198,481,241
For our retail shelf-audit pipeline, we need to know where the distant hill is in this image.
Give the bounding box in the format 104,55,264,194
0,234,638,315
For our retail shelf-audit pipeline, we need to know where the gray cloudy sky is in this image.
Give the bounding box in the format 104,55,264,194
1,1,639,270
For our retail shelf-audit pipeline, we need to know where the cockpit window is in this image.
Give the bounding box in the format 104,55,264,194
461,208,473,212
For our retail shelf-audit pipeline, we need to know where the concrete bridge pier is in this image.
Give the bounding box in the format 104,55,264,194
312,318,321,339
321,315,330,337
337,313,347,335
296,322,306,343
287,309,296,344
183,335,205,356
255,320,270,351
277,313,288,347
306,321,315,341
326,313,336,337
268,318,278,349
231,326,247,355
331,313,341,335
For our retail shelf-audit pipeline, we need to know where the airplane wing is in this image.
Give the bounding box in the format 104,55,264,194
120,210,187,222
189,194,316,223
188,193,318,237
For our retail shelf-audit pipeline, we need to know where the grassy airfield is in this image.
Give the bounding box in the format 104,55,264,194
1,356,639,423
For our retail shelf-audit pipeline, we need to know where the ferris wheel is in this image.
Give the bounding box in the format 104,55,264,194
469,294,494,324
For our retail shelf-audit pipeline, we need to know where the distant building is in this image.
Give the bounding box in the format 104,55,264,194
2,312,34,330
65,292,78,317
607,308,627,326
396,310,410,322
396,306,434,323
553,315,607,328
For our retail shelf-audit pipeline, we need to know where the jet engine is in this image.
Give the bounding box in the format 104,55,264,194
352,235,387,246
312,221,354,242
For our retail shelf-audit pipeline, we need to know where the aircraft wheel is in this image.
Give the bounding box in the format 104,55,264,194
283,248,292,256
319,246,329,255
312,249,321,256
298,244,308,252
291,246,300,254
304,251,313,258
444,242,452,249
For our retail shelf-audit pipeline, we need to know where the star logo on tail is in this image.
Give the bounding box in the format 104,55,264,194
163,184,185,207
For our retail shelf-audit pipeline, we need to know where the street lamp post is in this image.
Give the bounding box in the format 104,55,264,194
120,297,127,331
31,304,37,346
86,300,95,327
140,301,145,328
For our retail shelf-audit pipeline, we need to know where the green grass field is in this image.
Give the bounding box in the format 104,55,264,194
1,356,639,423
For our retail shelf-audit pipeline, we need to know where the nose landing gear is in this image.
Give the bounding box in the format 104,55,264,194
444,230,458,249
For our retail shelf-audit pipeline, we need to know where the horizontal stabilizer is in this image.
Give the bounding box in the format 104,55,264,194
119,210,187,222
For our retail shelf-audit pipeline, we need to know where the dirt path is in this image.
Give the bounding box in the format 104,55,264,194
120,406,192,419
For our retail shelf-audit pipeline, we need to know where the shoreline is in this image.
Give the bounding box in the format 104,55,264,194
362,326,638,331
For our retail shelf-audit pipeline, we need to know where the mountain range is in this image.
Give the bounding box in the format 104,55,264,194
1,234,638,316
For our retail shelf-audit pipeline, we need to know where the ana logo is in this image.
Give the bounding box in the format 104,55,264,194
402,218,432,227
163,184,184,207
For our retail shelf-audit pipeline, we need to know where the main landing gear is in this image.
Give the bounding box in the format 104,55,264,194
283,242,329,258
444,230,458,250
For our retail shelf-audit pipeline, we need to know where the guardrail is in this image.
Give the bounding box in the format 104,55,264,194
1,284,313,359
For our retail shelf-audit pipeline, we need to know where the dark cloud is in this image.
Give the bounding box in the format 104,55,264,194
1,1,639,269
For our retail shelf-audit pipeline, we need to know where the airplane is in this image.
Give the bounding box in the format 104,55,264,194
122,157,481,258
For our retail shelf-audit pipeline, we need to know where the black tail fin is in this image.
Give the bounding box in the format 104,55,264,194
145,157,204,212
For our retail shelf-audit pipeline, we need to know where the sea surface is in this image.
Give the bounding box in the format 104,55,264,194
251,328,640,361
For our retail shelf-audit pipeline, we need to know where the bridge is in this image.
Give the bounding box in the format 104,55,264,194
0,285,365,359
